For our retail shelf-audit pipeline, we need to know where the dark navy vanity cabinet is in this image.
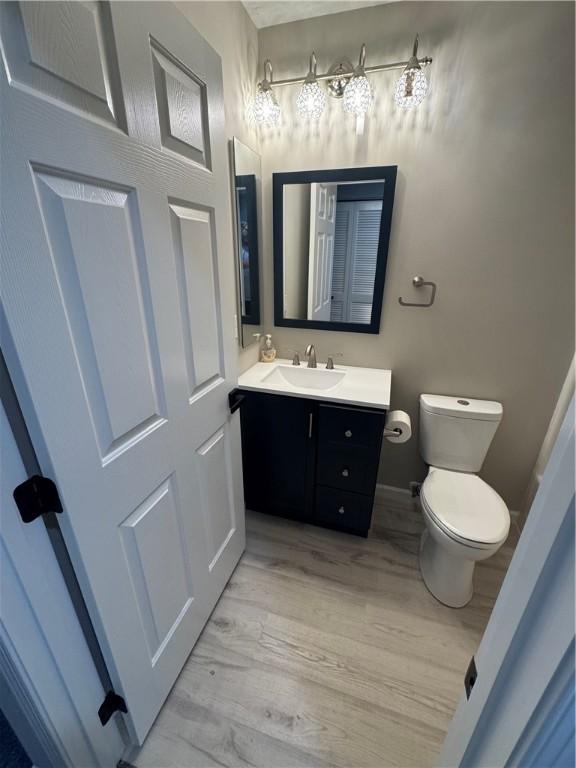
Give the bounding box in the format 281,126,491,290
239,391,386,536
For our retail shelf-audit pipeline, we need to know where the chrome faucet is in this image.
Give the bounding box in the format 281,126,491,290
305,344,317,369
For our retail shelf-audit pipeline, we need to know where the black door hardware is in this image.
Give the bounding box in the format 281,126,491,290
228,388,246,414
465,656,478,699
13,475,63,524
98,690,128,726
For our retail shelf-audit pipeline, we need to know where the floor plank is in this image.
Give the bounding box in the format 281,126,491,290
134,494,517,768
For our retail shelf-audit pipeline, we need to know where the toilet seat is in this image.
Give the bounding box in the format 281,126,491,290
421,469,509,548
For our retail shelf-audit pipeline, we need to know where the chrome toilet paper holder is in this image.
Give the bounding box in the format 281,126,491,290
399,276,437,307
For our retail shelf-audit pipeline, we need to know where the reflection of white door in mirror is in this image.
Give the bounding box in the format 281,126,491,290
307,182,336,320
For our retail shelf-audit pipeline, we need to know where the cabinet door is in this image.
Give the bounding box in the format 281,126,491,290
240,392,315,521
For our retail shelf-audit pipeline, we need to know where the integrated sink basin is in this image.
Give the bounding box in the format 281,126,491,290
237,359,392,409
262,365,345,391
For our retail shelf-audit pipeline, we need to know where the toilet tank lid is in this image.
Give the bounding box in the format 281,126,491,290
420,394,503,421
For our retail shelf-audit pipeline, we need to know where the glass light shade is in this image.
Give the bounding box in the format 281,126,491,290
395,66,428,108
296,80,326,119
343,73,373,116
251,85,281,125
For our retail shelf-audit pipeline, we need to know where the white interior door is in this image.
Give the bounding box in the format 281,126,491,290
439,399,575,766
307,182,336,321
0,0,245,744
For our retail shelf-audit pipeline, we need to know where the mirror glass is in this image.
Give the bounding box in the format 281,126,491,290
273,167,397,333
231,137,262,347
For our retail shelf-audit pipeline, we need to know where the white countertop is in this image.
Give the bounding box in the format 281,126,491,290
238,359,391,410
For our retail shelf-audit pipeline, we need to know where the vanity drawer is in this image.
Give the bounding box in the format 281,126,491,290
318,403,385,449
315,486,373,536
317,444,378,494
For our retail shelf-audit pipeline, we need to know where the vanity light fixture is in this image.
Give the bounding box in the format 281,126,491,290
250,35,432,130
394,34,428,108
251,59,281,126
343,44,373,117
296,53,326,119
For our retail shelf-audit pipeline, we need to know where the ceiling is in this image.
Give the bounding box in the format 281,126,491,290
242,1,391,29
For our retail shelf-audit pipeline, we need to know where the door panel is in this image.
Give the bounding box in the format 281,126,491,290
169,202,223,396
120,475,194,660
196,425,235,569
34,170,166,455
0,1,125,128
1,0,244,744
151,41,211,168
22,2,108,98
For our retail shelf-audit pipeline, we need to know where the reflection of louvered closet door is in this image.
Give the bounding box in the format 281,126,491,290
1,0,245,744
331,200,383,323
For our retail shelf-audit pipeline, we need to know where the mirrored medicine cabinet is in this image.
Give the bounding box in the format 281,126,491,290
230,137,262,347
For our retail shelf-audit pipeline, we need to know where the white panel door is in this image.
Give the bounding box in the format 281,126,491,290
0,1,245,744
307,182,336,321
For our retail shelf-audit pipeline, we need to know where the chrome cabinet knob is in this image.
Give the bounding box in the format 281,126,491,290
345,429,352,438
341,468,349,477
338,506,345,515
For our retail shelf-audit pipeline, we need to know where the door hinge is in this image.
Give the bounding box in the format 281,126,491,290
98,690,128,726
13,475,63,524
465,656,477,699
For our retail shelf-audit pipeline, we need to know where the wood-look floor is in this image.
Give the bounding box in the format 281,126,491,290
134,492,519,768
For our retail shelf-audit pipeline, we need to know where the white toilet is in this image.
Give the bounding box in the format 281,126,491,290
418,394,510,608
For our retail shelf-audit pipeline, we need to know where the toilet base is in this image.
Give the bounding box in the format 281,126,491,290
419,530,475,608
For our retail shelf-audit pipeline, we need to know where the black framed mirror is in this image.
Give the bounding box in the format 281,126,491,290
231,137,262,346
273,166,397,333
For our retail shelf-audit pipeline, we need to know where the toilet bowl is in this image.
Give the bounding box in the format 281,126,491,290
418,394,510,608
419,467,509,607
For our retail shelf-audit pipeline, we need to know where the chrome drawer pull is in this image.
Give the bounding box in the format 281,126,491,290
345,429,352,438
341,468,349,477
338,506,345,515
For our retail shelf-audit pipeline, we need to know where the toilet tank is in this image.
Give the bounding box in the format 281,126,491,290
419,394,503,472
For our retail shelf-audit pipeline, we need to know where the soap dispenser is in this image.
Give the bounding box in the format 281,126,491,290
260,334,277,363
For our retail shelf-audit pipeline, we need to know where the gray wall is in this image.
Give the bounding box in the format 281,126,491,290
255,1,575,509
283,184,310,318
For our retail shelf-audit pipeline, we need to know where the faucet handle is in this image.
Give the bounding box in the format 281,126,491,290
284,348,302,366
325,353,342,370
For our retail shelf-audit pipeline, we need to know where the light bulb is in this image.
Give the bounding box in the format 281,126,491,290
250,59,281,126
395,34,428,109
395,66,428,108
252,85,281,125
296,52,326,120
343,43,373,117
343,74,373,116
296,80,326,119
